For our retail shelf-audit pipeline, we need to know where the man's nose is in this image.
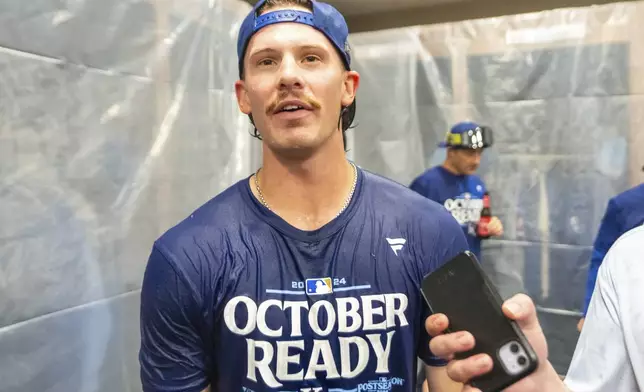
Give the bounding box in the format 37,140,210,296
278,55,304,90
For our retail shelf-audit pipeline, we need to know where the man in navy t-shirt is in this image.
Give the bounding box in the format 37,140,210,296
138,1,468,392
409,122,503,261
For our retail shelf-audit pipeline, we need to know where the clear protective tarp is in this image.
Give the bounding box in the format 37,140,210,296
348,0,644,375
0,0,254,390
3,0,644,389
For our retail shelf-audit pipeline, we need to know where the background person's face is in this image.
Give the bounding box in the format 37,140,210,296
235,19,358,158
449,148,483,175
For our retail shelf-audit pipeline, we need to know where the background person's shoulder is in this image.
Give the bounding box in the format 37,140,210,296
363,169,447,213
361,170,461,239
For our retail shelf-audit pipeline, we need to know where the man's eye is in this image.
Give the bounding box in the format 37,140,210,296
258,59,274,66
303,55,320,63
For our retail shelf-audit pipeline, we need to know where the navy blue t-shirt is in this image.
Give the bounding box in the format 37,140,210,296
409,166,487,260
139,168,469,392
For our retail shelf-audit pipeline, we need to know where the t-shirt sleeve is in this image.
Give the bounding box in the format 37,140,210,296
139,244,211,392
416,209,470,367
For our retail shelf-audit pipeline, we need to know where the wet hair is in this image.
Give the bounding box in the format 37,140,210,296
241,0,357,150
257,0,311,13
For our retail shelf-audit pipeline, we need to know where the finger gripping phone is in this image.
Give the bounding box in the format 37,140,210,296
421,251,538,392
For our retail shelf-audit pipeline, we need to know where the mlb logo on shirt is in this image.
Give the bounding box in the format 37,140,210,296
306,278,333,295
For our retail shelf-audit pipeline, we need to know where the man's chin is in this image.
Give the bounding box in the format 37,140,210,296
268,126,324,147
262,124,338,159
269,144,318,161
265,136,320,159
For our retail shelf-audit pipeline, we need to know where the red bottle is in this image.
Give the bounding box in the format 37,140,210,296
477,192,492,238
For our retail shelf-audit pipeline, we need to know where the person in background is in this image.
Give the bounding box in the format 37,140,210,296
138,0,469,391
425,224,644,392
577,182,644,332
410,121,504,261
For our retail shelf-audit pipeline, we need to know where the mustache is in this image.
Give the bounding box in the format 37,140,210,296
266,93,322,115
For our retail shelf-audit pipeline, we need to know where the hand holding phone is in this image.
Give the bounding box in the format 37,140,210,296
421,251,539,392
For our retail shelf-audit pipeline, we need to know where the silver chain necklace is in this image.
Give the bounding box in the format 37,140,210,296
254,162,358,220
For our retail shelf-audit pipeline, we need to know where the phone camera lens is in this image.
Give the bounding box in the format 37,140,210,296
510,343,519,353
517,356,527,366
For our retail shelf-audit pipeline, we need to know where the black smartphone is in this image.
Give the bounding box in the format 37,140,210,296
421,251,538,392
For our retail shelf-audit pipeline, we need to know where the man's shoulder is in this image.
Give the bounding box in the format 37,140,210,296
411,166,443,184
155,178,251,258
365,170,446,211
469,173,485,183
597,226,644,293
363,170,468,267
613,183,644,209
605,225,644,270
465,173,485,187
615,224,644,242
363,170,459,230
605,184,644,230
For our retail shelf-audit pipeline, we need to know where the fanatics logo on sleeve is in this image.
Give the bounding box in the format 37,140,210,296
306,278,333,295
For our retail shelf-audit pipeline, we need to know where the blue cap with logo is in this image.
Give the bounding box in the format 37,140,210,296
236,0,351,77
438,121,494,149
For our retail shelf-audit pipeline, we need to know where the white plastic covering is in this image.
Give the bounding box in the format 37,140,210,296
2,0,644,390
349,0,644,375
0,0,255,391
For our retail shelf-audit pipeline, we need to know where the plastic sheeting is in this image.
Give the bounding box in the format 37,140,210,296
3,0,644,390
0,0,255,391
348,1,644,375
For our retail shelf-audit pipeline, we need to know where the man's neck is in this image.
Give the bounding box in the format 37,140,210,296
441,161,462,176
251,142,355,231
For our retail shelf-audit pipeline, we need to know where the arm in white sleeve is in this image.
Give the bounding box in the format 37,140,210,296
564,226,644,392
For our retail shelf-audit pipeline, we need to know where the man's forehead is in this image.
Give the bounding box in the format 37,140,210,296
247,22,332,54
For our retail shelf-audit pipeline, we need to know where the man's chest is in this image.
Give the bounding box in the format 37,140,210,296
437,187,484,228
212,230,424,390
225,224,423,296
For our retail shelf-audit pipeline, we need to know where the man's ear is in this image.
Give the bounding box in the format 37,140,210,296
234,80,252,115
341,70,360,107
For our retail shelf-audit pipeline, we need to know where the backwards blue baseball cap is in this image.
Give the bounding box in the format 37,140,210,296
438,121,494,149
236,0,351,78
